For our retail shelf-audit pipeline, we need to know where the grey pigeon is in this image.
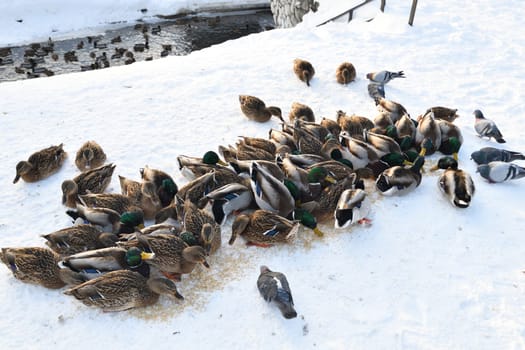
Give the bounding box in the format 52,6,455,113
471,147,525,165
257,265,297,319
366,70,405,84
477,161,525,183
367,83,385,103
473,110,505,143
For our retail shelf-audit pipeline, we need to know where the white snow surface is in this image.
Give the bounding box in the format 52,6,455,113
2,0,525,349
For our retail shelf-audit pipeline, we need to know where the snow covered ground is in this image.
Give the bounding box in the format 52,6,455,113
1,0,525,349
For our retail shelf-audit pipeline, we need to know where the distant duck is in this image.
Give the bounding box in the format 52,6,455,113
151,25,161,35
470,147,525,165
257,265,297,319
288,101,315,122
239,95,283,122
473,110,505,143
229,210,299,247
61,163,116,208
42,224,117,256
334,188,371,228
438,168,475,208
425,106,459,123
293,58,315,86
140,165,178,207
415,111,441,156
336,62,356,85
437,119,463,160
75,140,106,172
110,35,122,44
76,41,84,49
477,161,525,183
201,183,254,225
13,143,67,183
0,247,83,289
376,156,425,196
64,269,183,312
366,70,405,84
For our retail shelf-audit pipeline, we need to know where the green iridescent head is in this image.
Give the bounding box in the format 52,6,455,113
330,148,343,160
120,211,144,227
404,150,419,163
385,125,398,139
399,136,413,151
284,178,300,200
162,178,177,195
179,231,199,246
381,153,406,167
337,158,353,169
440,137,462,155
202,151,222,165
307,167,336,185
437,156,458,170
125,247,144,267
293,208,324,237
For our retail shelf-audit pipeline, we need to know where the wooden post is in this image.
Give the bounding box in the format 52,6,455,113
408,0,418,26
380,0,385,12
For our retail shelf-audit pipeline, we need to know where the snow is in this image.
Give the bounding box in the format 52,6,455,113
2,0,525,349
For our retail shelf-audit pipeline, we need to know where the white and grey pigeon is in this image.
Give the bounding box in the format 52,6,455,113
473,110,506,143
470,147,525,165
257,265,297,319
477,161,525,183
366,70,405,84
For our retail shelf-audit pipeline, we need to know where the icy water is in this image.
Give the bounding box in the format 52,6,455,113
0,9,274,82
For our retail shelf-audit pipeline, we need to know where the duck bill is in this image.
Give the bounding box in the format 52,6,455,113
419,148,427,157
429,164,439,172
453,152,458,161
228,234,237,245
217,159,228,166
313,227,324,237
324,175,337,184
202,260,210,268
137,223,145,229
140,252,155,260
174,291,185,300
13,174,20,184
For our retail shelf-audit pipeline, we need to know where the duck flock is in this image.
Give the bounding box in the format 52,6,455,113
3,57,525,318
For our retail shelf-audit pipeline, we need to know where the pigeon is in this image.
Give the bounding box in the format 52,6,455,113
477,161,525,183
257,265,297,319
367,83,385,103
470,147,525,165
473,110,505,143
366,70,405,84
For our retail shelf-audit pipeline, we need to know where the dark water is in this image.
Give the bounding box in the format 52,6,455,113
0,9,274,83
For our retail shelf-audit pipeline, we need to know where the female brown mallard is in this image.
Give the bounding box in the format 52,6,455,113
288,102,315,122
180,199,221,255
75,140,106,172
336,62,356,85
64,269,184,312
79,193,137,214
137,233,209,281
13,144,67,183
62,163,116,208
229,210,299,247
1,247,84,289
239,95,283,122
293,58,315,86
312,174,358,223
42,224,118,256
118,175,161,220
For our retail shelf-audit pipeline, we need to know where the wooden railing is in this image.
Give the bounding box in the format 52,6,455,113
316,0,374,27
381,0,418,26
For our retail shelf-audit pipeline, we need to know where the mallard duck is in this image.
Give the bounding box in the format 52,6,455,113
288,102,315,122
119,177,161,220
320,118,342,139
137,233,209,280
13,144,67,183
201,183,254,225
376,98,408,124
64,269,183,312
291,207,324,237
425,106,459,123
1,247,84,288
337,110,374,138
373,112,393,131
437,119,463,160
336,62,356,85
230,159,284,181
176,172,216,207
376,156,425,196
177,151,228,179
235,142,275,161
62,163,116,208
473,109,506,143
239,95,283,122
140,165,178,207
340,132,379,169
438,168,475,208
292,123,324,156
305,160,354,181
282,156,336,202
430,156,458,171
229,210,299,247
42,224,118,256
471,147,525,165
250,161,295,217
79,193,137,214
395,114,416,151
75,140,106,172
67,205,144,234
61,246,153,280
180,199,221,254
238,137,277,155
334,188,371,228
293,58,315,86
415,112,442,156
268,128,297,151
257,265,297,319
363,130,402,158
